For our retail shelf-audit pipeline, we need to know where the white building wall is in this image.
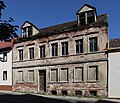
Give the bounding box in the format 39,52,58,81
108,51,120,98
0,50,12,85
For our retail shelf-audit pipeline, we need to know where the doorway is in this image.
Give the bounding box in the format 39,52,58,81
39,70,46,92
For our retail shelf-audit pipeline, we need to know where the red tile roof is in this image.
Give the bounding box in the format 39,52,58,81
0,42,13,50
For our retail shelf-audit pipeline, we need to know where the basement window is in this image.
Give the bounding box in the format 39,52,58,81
62,90,68,96
89,91,97,96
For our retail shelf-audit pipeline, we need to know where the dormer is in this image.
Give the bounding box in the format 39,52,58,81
76,4,97,26
21,21,39,38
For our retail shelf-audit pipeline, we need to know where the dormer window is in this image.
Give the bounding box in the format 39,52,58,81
77,4,97,26
22,26,32,38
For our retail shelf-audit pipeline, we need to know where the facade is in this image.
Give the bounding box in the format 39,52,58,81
12,4,108,96
0,42,13,91
108,38,120,98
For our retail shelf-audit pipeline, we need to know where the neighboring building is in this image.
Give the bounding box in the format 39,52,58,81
12,4,108,96
0,42,13,91
108,38,120,98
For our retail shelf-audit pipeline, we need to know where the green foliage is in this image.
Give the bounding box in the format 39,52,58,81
0,1,18,41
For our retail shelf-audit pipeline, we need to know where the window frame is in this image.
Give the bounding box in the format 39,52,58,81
60,68,69,82
29,47,34,60
61,42,68,56
28,70,34,83
89,37,98,52
40,45,45,58
51,43,58,57
74,67,83,82
75,39,83,54
3,71,7,80
50,68,58,82
18,49,23,61
3,52,7,62
87,66,98,81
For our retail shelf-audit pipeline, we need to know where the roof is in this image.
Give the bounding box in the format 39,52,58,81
14,13,108,43
0,42,13,50
109,38,120,48
76,4,96,14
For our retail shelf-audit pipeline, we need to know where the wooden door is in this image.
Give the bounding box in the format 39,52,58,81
39,70,46,92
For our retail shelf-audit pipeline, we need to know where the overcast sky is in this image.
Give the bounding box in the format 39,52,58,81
2,0,120,39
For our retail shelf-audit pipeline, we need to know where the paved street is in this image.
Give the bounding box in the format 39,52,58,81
0,91,119,103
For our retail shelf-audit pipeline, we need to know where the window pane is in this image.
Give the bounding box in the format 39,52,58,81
75,67,83,81
28,70,34,82
61,68,68,81
79,13,86,25
28,26,32,37
88,66,98,81
76,39,83,53
50,69,58,82
3,71,7,80
87,11,95,24
29,48,34,59
3,52,7,62
62,42,68,55
89,37,97,52
51,43,58,56
40,46,45,58
18,71,23,82
19,49,23,61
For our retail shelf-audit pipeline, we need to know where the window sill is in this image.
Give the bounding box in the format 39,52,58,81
73,81,84,83
86,80,99,83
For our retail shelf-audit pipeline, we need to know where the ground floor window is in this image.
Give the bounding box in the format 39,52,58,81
74,67,83,81
18,71,23,83
60,68,68,82
28,70,34,82
50,69,58,82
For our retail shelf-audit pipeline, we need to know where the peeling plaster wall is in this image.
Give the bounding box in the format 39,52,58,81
12,26,108,96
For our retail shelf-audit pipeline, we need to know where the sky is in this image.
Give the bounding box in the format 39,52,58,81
2,0,120,39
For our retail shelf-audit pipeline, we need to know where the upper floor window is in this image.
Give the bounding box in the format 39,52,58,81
22,26,32,38
76,39,83,54
61,42,68,55
78,11,95,26
40,45,45,58
29,47,34,60
18,49,23,61
89,37,97,52
51,43,58,56
3,52,7,62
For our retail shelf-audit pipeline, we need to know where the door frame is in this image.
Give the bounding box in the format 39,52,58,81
38,70,46,92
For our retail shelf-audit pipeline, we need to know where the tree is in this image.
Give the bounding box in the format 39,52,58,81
0,1,18,41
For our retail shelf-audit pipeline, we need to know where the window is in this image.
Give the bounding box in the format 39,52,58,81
61,42,68,55
79,13,85,25
51,43,58,56
3,52,7,62
18,71,23,83
89,37,97,52
79,11,95,25
18,49,23,61
74,67,83,81
60,68,68,82
22,26,32,38
40,46,45,58
87,11,95,24
88,66,98,81
3,71,7,80
29,47,34,59
76,39,83,53
50,69,58,82
28,70,34,82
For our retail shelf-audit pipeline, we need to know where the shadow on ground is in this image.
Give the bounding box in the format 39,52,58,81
0,94,119,103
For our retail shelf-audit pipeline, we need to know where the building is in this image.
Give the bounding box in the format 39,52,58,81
0,42,13,91
108,38,120,98
12,4,108,96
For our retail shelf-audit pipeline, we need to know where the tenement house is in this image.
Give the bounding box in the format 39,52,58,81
12,4,108,96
